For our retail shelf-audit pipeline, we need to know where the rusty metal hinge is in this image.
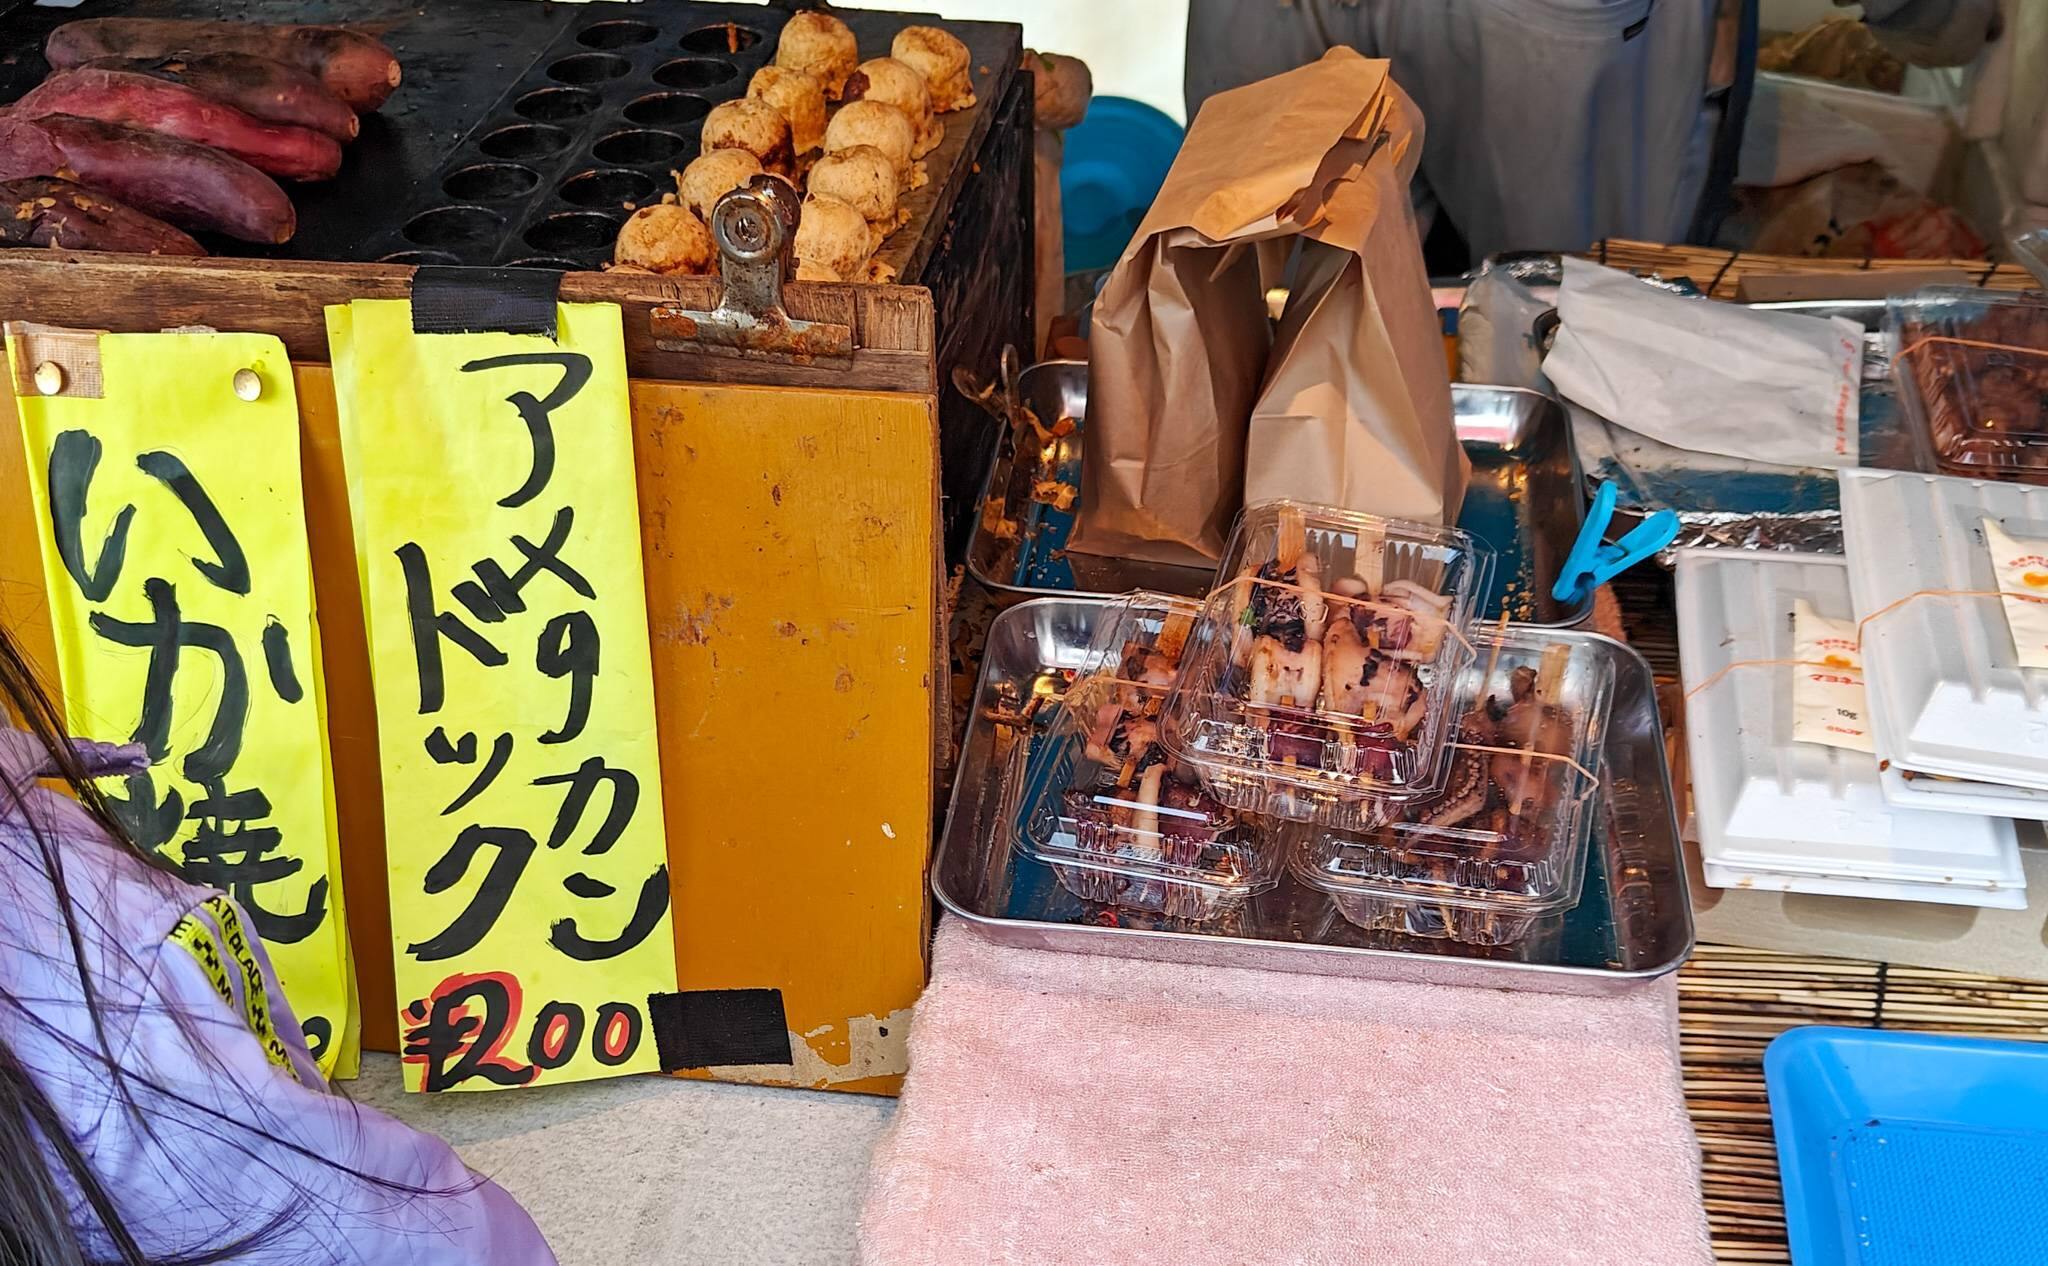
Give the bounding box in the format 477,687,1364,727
647,174,854,365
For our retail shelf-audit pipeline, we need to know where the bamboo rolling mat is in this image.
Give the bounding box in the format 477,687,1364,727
1681,944,2048,1264
1585,238,2040,299
1590,585,2048,1260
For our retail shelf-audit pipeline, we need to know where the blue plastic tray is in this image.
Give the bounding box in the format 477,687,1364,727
1766,1027,2048,1266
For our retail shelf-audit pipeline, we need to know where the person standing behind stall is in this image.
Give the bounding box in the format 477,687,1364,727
1184,0,2001,265
0,627,555,1265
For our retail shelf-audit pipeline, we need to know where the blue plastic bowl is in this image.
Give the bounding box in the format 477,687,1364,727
1060,95,1183,274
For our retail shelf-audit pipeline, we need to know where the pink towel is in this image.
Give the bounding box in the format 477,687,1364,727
861,921,1712,1266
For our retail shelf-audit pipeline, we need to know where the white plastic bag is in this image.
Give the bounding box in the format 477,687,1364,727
1544,257,1861,470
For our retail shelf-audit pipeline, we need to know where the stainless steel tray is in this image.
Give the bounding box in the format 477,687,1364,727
934,597,1694,995
966,376,1594,628
964,358,1215,601
1455,384,1590,626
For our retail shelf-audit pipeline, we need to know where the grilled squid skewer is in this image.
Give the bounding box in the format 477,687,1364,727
1357,658,1426,739
1130,764,1166,862
1295,553,1328,642
1249,635,1322,709
1380,579,1453,660
1320,610,1372,717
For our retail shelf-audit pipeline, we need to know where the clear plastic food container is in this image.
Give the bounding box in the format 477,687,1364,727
1012,703,1286,920
1291,627,1612,946
1073,590,1200,683
1887,287,2048,478
1011,593,1285,921
1163,500,1494,826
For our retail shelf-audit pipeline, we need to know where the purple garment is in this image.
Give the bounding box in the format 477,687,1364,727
0,729,557,1265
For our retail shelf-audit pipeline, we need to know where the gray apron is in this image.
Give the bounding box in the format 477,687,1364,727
1184,0,1720,260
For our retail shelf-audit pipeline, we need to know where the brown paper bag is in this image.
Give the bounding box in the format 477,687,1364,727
1072,49,1467,568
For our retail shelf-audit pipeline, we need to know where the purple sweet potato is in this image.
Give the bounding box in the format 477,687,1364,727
0,177,205,255
82,52,358,142
0,114,294,243
15,68,343,181
47,18,400,112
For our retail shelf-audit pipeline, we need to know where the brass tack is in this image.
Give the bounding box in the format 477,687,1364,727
232,367,263,401
33,361,63,395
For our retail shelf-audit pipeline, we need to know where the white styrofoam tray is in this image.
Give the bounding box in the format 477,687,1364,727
1675,548,2023,902
1701,860,2031,910
1840,469,2048,792
1878,743,2048,821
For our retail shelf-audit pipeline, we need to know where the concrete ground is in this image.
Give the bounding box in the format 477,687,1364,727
355,1054,895,1265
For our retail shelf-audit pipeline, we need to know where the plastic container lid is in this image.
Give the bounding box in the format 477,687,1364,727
1075,589,1200,681
1887,286,2048,476
1289,625,1610,945
1163,500,1494,825
1877,759,2048,822
1701,859,2028,910
1011,592,1285,921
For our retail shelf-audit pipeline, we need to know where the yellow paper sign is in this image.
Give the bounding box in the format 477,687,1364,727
328,300,677,1092
8,330,356,1077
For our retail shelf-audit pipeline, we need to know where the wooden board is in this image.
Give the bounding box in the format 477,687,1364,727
0,253,935,392
633,380,938,1092
0,389,61,709
2,364,940,1087
293,368,397,1052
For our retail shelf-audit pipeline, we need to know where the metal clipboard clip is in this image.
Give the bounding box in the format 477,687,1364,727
648,174,854,364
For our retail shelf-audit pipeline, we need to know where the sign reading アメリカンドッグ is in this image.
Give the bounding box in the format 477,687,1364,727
328,300,677,1093
7,327,356,1078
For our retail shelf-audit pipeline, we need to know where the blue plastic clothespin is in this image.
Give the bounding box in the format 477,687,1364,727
1551,481,1681,606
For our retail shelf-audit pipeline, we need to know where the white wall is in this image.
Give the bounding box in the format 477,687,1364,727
902,0,1192,121
702,0,1195,121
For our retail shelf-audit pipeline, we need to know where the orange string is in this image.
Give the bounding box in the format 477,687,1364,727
1854,586,2048,646
1684,587,2048,702
1893,334,2048,366
1683,658,1844,702
1227,573,1475,657
1444,741,1600,804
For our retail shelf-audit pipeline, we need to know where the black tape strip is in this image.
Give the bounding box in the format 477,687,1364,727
411,266,561,338
647,988,793,1071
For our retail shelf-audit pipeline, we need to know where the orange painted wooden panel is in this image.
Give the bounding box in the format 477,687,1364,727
631,380,937,1095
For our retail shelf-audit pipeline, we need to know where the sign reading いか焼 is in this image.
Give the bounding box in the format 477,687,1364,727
7,327,356,1078
328,300,677,1093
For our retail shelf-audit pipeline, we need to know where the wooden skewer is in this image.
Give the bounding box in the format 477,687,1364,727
1157,612,1193,660
1513,642,1572,807
1534,641,1571,703
1477,612,1510,700
1276,504,1306,572
1355,522,1387,595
